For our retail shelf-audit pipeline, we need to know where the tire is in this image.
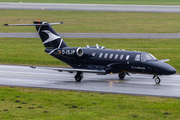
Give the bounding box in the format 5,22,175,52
118,73,125,80
75,76,82,82
155,77,161,84
75,72,83,82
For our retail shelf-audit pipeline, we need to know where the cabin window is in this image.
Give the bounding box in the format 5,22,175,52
99,53,103,58
120,55,124,60
126,55,130,60
115,54,118,59
135,54,140,61
104,53,108,58
109,54,113,59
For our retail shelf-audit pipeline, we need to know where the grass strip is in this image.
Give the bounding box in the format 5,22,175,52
1,0,180,5
1,9,180,33
0,86,180,119
0,37,179,72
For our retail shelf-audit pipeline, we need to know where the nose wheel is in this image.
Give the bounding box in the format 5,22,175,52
153,75,161,84
75,72,83,82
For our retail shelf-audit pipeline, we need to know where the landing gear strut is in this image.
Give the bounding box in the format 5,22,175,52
74,72,83,82
118,73,126,79
153,75,161,84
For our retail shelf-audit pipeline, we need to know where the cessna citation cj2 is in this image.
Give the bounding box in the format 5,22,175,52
4,21,176,84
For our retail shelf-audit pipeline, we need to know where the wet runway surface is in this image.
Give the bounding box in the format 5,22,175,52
0,65,180,98
1,2,180,13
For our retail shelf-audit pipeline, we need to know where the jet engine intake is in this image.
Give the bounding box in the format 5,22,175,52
76,47,83,57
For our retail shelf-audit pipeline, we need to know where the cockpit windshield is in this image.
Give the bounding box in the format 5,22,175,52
141,53,157,62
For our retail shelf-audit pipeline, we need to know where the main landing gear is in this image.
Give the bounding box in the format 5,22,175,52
118,73,126,79
153,75,161,84
118,73,130,80
74,71,83,82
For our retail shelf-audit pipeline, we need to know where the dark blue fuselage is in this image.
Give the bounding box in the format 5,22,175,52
45,47,176,76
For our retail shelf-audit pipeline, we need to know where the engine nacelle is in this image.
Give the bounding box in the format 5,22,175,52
76,47,83,57
59,47,84,57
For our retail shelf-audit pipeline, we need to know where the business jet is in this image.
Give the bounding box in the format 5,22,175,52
4,21,176,84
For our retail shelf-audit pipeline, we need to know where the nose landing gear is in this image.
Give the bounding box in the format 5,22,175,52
153,75,161,84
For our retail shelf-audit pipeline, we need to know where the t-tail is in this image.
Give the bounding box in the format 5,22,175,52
33,21,68,49
3,21,68,49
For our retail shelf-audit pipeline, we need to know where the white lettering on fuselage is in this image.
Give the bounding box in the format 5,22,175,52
62,50,75,55
131,66,145,70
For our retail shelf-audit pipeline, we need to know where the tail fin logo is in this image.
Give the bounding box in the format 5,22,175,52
41,30,61,44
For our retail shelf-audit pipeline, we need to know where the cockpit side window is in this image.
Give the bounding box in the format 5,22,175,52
149,53,157,60
135,54,140,61
141,53,157,62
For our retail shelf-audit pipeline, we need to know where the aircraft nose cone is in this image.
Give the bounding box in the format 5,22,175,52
167,66,176,75
171,68,176,74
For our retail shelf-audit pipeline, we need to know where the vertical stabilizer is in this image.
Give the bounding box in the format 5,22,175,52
33,21,68,49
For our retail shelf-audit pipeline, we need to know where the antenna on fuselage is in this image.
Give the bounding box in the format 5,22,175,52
96,44,99,49
101,46,104,49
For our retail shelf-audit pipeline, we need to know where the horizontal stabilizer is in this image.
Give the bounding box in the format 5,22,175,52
4,21,68,49
30,66,105,73
3,22,63,26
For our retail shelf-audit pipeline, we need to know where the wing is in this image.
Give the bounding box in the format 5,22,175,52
30,66,105,74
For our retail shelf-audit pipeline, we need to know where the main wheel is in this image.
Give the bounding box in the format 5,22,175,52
155,77,161,84
118,73,125,79
75,72,83,82
75,75,82,82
